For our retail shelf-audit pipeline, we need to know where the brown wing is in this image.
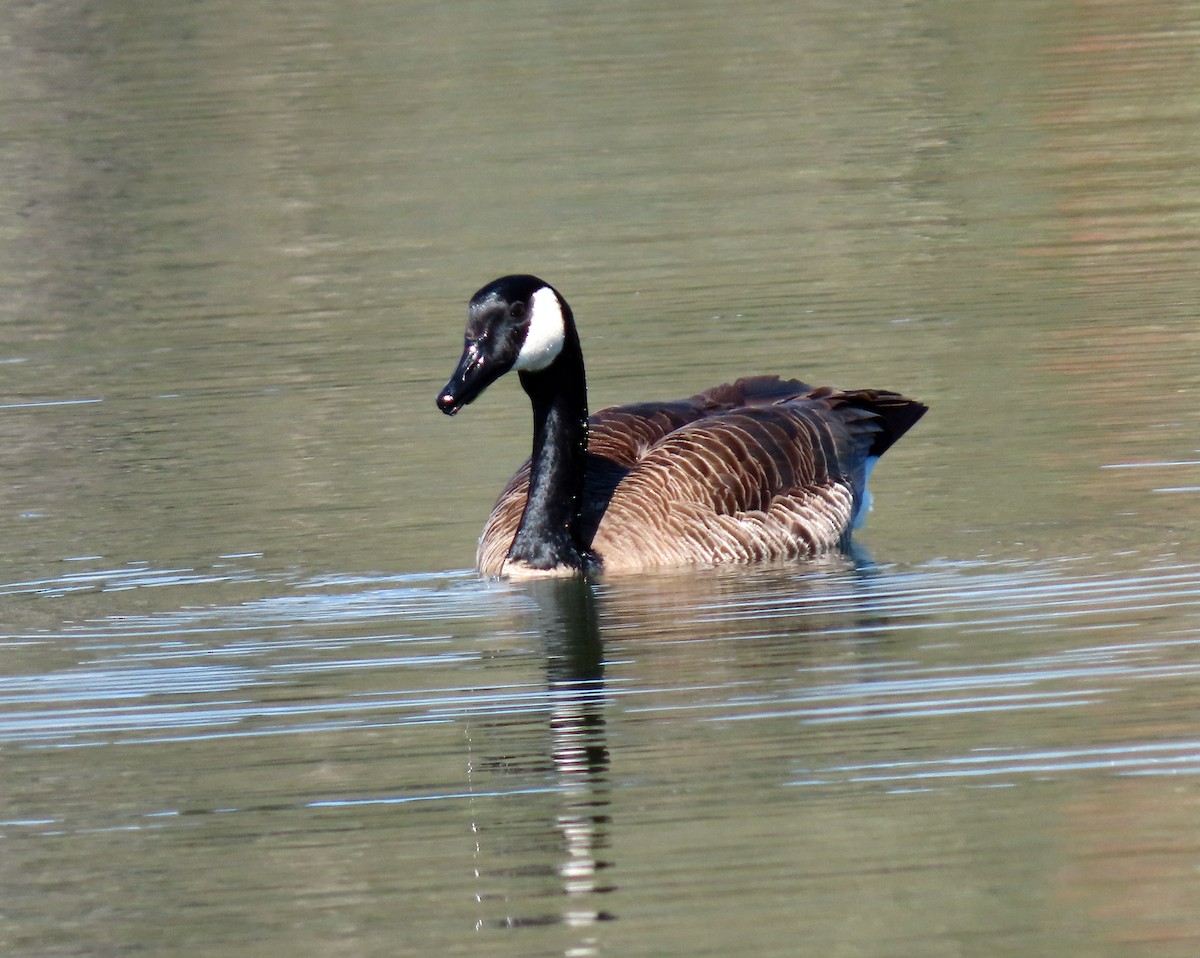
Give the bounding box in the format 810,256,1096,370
590,398,883,572
476,378,925,574
476,377,819,573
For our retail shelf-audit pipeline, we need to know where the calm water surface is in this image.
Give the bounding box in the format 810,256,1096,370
2,0,1199,955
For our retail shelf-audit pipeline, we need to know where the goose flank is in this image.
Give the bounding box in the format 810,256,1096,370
437,275,926,577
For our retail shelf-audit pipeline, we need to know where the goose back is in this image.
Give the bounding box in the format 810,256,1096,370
476,376,924,575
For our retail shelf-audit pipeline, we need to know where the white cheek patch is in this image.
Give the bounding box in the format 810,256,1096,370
512,286,566,372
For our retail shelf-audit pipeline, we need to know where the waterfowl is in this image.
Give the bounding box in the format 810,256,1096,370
437,275,926,577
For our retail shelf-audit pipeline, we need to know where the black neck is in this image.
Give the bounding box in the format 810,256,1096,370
507,323,594,572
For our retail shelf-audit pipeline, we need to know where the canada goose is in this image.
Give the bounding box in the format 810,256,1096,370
437,275,926,577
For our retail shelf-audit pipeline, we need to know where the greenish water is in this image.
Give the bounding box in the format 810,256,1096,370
2,0,1199,955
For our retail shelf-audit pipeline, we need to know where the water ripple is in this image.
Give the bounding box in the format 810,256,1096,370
1,558,1197,763
792,739,1200,788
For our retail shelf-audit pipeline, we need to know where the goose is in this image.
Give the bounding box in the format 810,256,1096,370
437,275,926,577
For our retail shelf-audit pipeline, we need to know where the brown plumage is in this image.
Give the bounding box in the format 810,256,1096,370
437,275,926,578
476,377,924,574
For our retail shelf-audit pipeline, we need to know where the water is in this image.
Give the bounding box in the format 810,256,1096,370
2,0,1199,955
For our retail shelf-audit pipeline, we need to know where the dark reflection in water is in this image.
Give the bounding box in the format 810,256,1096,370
465,561,911,942
470,578,615,937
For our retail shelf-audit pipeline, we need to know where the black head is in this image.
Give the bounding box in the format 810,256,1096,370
437,275,569,416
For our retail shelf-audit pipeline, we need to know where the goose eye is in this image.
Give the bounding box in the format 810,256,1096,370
508,302,527,321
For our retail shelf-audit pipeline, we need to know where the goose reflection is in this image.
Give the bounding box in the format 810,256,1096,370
469,576,615,943
467,555,901,947
535,578,615,929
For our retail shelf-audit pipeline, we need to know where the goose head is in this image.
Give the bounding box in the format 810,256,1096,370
437,275,569,416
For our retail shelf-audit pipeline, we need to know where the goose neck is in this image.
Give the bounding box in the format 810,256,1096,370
507,335,592,571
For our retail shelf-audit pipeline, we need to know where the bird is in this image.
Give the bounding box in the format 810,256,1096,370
437,274,926,577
